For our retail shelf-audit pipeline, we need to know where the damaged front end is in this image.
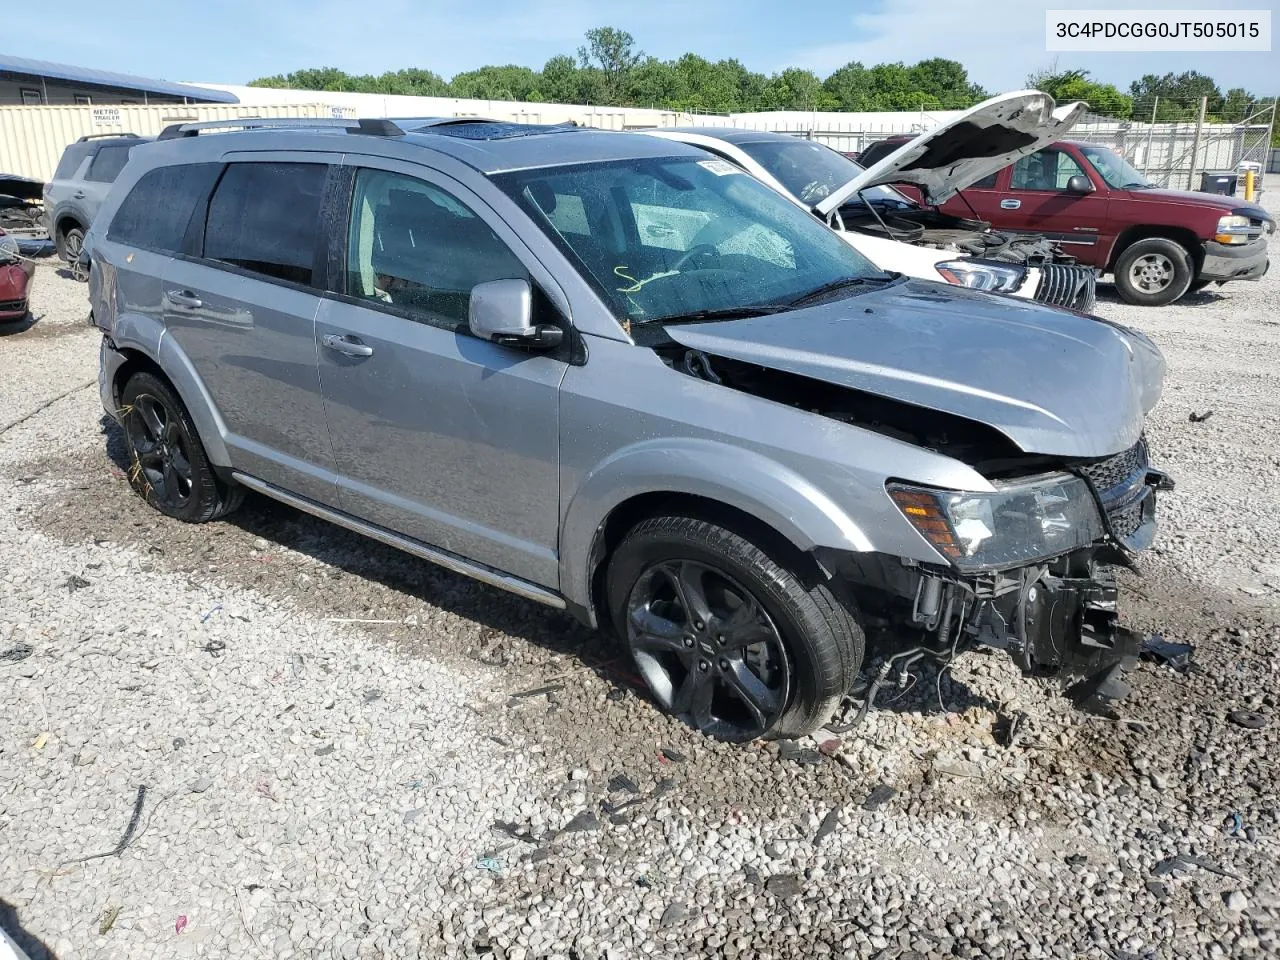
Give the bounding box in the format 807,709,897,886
655,325,1172,714
852,439,1174,714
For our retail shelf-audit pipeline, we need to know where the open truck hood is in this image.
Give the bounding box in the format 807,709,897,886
665,278,1154,460
815,91,1086,215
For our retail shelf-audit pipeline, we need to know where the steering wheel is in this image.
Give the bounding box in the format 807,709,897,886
672,243,719,273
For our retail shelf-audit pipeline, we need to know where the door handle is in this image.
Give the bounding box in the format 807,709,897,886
1000,199,1022,210
322,334,374,358
165,289,203,309
73,191,86,199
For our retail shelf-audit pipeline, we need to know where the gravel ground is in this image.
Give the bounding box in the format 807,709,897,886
2,182,1279,960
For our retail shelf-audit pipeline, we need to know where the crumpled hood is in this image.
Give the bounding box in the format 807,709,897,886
665,279,1157,459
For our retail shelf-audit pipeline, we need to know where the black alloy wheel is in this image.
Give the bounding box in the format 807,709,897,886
125,392,194,511
626,559,791,742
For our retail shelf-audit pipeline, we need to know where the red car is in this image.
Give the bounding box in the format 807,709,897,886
0,229,34,322
860,135,1273,305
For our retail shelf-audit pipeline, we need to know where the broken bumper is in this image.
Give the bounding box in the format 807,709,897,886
1199,238,1269,283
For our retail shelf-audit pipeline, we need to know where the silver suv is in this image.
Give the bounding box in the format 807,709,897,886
45,132,150,269
87,117,1170,741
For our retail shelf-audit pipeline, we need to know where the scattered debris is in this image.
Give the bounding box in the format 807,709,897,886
608,773,638,794
314,744,335,757
64,574,91,591
30,732,47,751
660,747,687,764
1152,854,1240,880
742,865,763,886
813,808,840,846
200,604,223,624
1188,410,1214,423
659,900,686,927
932,758,984,779
506,683,564,707
476,857,503,874
402,807,426,824
1065,854,1088,867
492,821,539,845
1227,709,1268,730
175,915,188,935
202,639,226,657
861,784,897,811
0,642,32,662
1145,880,1168,899
764,873,804,899
560,810,601,834
777,740,823,765
363,688,382,703
993,711,1025,748
98,905,121,935
1141,634,1196,672
189,776,213,794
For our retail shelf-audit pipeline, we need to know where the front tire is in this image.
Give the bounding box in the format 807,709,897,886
1114,238,1193,306
120,372,243,523
606,516,863,741
60,225,85,263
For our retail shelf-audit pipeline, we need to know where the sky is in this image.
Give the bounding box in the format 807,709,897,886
6,0,1277,93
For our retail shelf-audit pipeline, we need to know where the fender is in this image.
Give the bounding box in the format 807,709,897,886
558,437,873,615
110,311,234,469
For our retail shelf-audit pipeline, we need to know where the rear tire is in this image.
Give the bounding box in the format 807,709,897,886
120,372,243,523
59,225,85,264
606,515,863,741
1114,238,1193,306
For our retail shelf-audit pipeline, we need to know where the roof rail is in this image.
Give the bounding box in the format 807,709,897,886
155,117,405,141
76,132,143,142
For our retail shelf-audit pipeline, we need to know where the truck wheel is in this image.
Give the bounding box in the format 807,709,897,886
120,372,243,523
1114,238,1193,306
606,516,862,742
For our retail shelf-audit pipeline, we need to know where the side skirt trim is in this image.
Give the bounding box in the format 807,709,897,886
232,472,566,610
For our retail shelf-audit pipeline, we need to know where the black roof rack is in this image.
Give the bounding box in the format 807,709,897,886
76,132,143,142
155,117,407,141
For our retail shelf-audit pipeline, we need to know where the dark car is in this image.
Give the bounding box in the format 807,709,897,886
863,135,1274,305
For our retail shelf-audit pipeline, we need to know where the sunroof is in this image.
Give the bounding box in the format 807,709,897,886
421,121,582,141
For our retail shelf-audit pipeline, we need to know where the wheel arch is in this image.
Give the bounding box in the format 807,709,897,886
1108,225,1204,275
559,439,873,629
110,332,233,469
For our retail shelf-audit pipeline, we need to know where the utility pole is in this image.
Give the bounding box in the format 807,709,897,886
1141,96,1157,177
1187,95,1207,191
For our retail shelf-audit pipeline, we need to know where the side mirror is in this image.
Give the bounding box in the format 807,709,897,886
1066,174,1095,194
468,279,563,349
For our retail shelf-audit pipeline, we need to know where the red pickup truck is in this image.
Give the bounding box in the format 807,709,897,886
859,136,1273,306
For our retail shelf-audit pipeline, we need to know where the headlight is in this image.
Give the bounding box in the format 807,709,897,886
934,259,1027,293
888,474,1104,571
1214,215,1255,245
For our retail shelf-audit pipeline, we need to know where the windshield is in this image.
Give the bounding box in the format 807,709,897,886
493,156,886,325
1079,144,1154,189
735,139,915,209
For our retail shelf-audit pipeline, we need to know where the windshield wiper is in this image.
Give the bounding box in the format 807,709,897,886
646,304,789,325
787,276,874,307
1121,182,1155,189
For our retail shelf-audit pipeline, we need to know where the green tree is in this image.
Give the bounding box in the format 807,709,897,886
1129,71,1223,120
450,65,541,101
759,68,834,111
823,62,872,110
1026,67,1131,118
578,26,642,105
909,58,986,107
540,54,582,103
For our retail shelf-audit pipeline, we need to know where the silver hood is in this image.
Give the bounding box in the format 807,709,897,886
665,279,1156,459
816,90,1086,215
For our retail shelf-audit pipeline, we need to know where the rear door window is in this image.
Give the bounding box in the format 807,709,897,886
84,145,134,184
108,163,222,254
203,162,327,285
53,144,92,181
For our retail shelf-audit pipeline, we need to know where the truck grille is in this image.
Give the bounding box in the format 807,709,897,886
1034,264,1097,312
1077,439,1153,545
0,298,27,312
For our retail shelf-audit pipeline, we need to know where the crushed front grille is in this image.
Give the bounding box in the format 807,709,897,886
1078,440,1148,494
1078,439,1153,545
1034,264,1097,312
0,299,27,312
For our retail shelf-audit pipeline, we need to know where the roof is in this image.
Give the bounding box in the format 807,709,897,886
663,127,800,145
0,54,239,103
400,124,703,173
